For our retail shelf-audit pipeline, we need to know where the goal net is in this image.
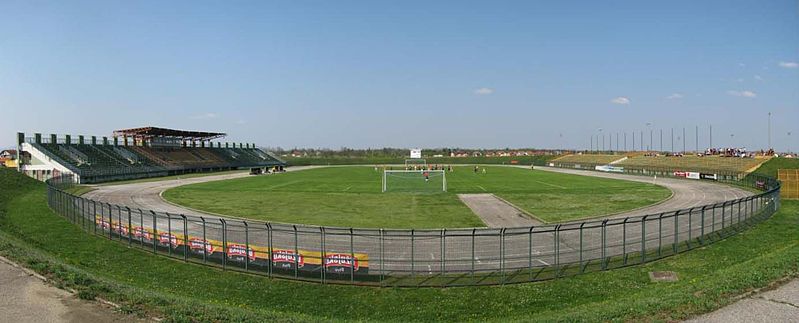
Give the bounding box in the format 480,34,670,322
382,170,446,193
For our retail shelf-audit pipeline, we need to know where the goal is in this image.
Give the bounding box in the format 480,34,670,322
382,169,446,193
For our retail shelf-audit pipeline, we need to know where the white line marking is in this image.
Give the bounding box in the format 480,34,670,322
533,180,567,189
343,186,352,192
477,185,487,191
265,180,302,190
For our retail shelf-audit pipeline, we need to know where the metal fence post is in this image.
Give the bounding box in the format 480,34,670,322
500,228,506,284
151,211,157,254
138,209,144,249
105,203,112,240
349,228,355,283
440,229,446,274
721,201,726,233
81,198,86,230
641,215,648,263
92,200,97,235
699,205,707,245
673,210,680,254
687,207,694,248
266,223,272,277
220,219,227,270
410,229,415,280
601,220,608,270
578,223,585,273
320,227,326,283
471,228,476,280
293,225,298,278
181,215,188,262
244,221,250,271
528,227,534,280
116,205,122,241
622,218,628,265
379,229,384,284
126,207,132,246
657,213,663,257
166,213,173,257
554,225,561,274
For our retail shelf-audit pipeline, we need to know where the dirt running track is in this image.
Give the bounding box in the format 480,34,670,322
79,165,760,277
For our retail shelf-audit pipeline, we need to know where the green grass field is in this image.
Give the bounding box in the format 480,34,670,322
0,167,796,322
163,166,671,227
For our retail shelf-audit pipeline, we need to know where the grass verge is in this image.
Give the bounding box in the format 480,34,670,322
0,168,797,322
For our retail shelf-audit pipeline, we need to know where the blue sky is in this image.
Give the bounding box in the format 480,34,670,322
1,1,797,151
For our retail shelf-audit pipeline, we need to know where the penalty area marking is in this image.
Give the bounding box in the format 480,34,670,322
532,180,567,189
264,180,303,190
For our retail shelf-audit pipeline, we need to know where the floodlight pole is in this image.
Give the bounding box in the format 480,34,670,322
695,125,699,153
624,132,627,151
671,128,674,153
768,112,772,149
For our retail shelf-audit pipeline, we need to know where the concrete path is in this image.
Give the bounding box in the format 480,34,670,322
84,166,320,215
0,257,141,323
73,164,764,276
685,278,799,322
458,193,541,227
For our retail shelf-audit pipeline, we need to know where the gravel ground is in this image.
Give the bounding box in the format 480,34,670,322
0,257,144,323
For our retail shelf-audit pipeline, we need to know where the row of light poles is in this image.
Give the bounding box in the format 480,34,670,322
586,114,792,153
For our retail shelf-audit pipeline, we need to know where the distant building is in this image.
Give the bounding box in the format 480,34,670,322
0,149,17,168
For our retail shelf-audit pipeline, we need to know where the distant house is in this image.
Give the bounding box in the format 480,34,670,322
0,149,16,159
0,149,17,168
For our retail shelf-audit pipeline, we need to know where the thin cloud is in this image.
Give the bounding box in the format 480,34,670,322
727,90,757,98
754,75,763,81
474,87,494,95
666,93,684,99
610,97,630,105
191,112,219,119
778,61,798,69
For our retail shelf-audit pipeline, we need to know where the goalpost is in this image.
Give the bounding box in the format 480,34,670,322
382,169,446,193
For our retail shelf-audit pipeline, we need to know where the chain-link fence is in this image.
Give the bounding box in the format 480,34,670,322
45,170,781,287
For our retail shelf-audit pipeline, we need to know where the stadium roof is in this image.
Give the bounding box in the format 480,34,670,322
113,127,227,140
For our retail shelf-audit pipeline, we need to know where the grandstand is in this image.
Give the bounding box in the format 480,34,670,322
17,127,286,183
616,155,767,174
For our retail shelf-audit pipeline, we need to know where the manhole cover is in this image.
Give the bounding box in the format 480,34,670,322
649,271,679,282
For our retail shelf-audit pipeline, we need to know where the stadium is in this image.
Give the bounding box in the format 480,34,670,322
1,124,797,321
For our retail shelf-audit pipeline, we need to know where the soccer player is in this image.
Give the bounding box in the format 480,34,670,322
423,171,430,182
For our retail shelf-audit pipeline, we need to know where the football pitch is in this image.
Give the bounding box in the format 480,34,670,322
162,166,671,228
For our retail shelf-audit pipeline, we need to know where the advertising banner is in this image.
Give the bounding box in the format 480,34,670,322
686,172,700,180
700,173,718,180
595,165,624,173
673,171,687,177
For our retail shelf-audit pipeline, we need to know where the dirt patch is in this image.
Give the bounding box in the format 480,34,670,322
458,194,541,227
